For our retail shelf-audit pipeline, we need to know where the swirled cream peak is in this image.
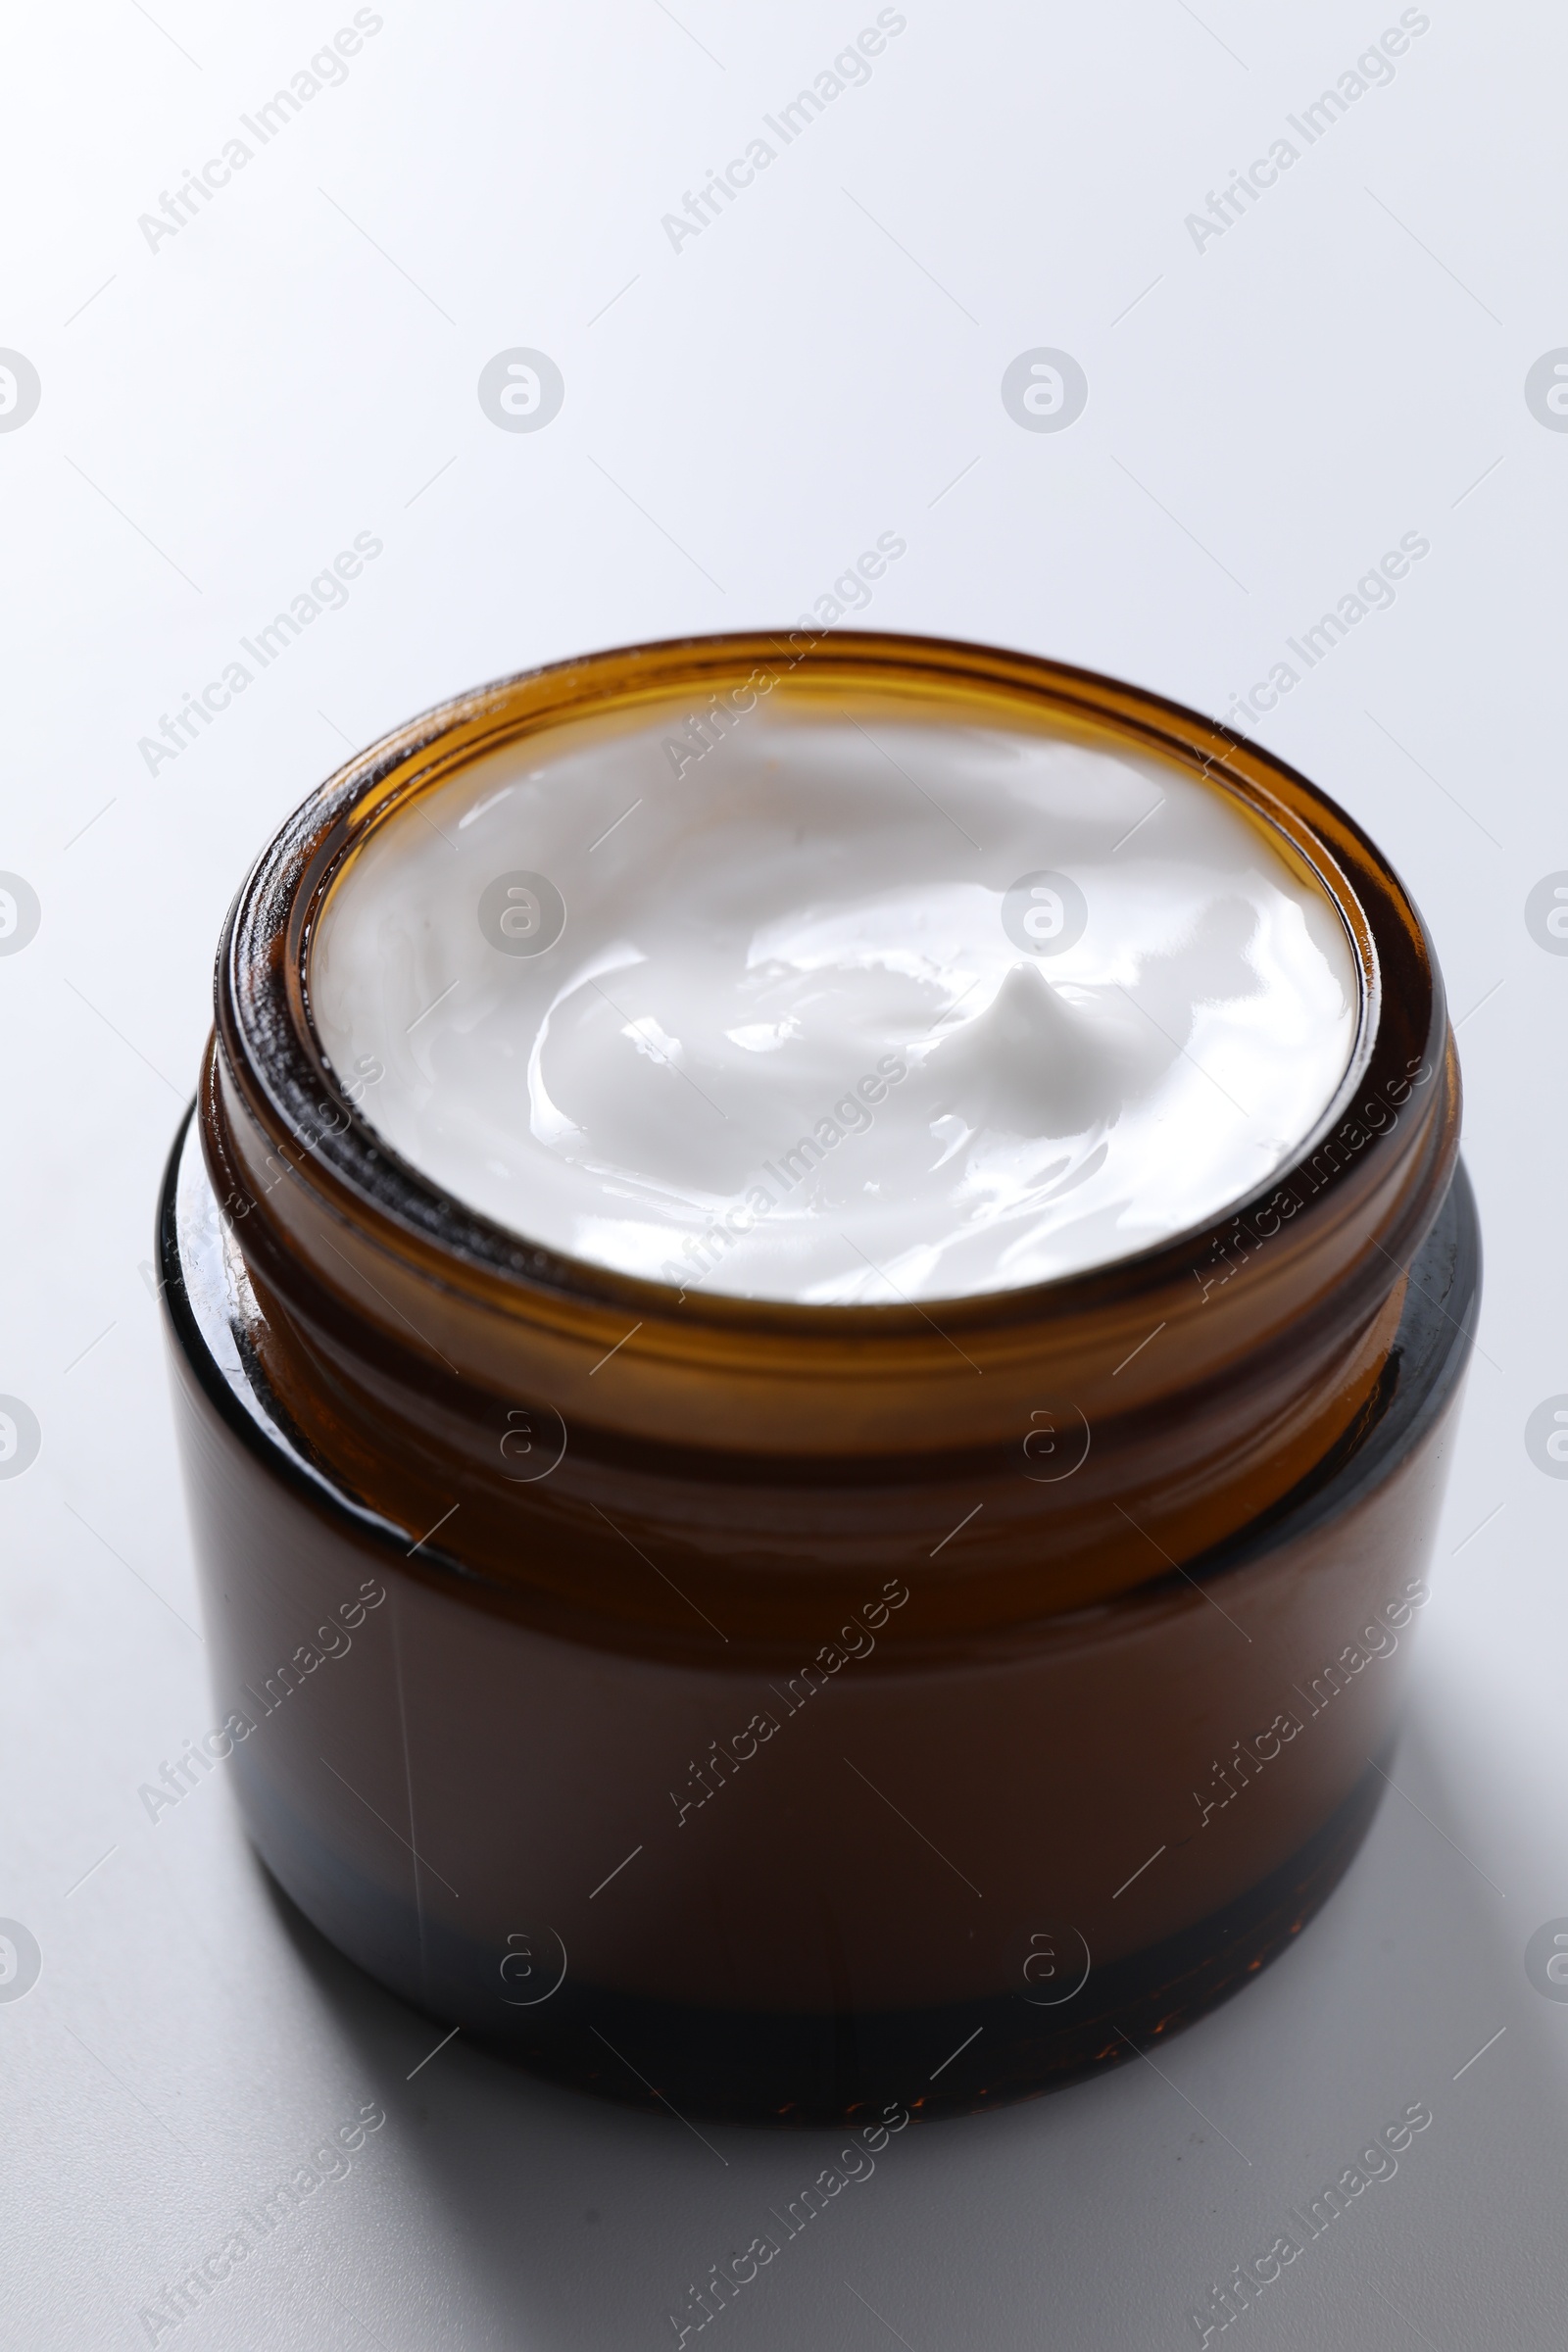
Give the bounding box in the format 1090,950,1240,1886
310,703,1357,1303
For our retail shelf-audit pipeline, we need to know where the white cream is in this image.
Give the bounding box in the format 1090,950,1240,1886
310,704,1358,1303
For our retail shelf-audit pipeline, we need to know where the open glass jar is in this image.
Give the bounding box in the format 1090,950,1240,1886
159,631,1475,2125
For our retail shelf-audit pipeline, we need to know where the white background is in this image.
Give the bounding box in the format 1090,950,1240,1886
1,2,1564,2345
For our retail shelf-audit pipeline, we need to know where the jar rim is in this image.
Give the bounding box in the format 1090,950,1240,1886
215,627,1439,1337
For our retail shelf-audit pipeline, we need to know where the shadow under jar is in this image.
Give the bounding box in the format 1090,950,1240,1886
159,630,1476,2127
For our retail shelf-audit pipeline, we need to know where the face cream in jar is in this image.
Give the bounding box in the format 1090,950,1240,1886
308,710,1358,1305
160,632,1475,2125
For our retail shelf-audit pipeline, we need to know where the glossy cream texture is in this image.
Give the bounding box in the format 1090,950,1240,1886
310,707,1359,1302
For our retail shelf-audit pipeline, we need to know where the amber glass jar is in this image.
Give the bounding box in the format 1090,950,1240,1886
159,631,1475,2125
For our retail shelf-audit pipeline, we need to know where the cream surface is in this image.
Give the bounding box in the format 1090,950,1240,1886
310,706,1358,1302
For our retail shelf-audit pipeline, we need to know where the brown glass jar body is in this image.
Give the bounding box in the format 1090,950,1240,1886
159,633,1475,2124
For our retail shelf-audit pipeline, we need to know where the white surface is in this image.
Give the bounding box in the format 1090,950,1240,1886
0,2,1561,2344
311,708,1359,1300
